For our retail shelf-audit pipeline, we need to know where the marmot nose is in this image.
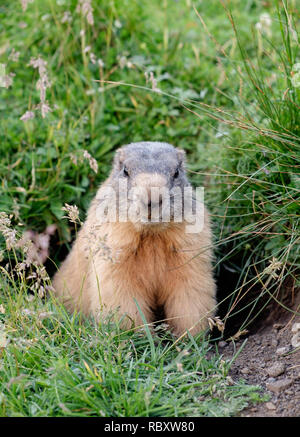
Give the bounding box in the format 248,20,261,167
133,173,167,208
147,190,163,207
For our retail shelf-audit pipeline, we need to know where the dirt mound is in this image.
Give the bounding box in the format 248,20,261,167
219,290,300,417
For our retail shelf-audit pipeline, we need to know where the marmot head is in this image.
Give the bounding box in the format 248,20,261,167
97,142,197,229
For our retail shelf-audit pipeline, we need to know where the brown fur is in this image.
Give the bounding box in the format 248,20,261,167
52,144,216,336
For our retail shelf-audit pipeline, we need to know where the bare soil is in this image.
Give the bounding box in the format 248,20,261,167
219,292,300,417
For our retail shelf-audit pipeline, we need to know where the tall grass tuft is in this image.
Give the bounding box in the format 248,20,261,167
200,0,300,333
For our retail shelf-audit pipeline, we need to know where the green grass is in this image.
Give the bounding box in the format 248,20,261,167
0,282,264,417
0,0,299,417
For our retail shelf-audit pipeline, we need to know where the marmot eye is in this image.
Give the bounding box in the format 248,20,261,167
123,166,129,177
174,168,180,179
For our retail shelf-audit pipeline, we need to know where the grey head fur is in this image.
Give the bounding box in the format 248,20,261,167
110,141,191,191
95,142,196,228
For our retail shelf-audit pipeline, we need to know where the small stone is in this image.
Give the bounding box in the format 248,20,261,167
276,346,291,356
266,362,285,377
218,341,227,348
271,338,279,347
291,323,300,333
265,402,276,411
266,378,293,393
241,367,250,375
273,323,284,330
291,333,300,348
285,390,293,395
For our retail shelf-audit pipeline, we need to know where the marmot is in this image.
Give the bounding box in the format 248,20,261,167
52,142,216,336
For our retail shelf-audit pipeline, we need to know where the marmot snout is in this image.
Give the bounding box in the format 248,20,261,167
53,142,216,336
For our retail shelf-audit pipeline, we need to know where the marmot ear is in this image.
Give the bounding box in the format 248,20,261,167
176,148,186,167
113,148,126,170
